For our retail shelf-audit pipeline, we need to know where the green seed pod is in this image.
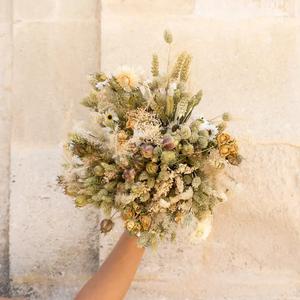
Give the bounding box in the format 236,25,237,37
217,121,227,132
95,72,107,82
192,177,201,189
139,171,149,181
179,125,192,140
183,174,192,185
190,119,203,131
146,162,159,175
147,177,156,188
189,131,199,143
75,195,89,208
100,219,114,234
161,151,176,165
198,136,208,149
182,143,194,156
140,192,150,202
94,165,104,176
198,130,209,138
153,146,162,157
103,182,116,193
164,30,173,44
222,112,232,121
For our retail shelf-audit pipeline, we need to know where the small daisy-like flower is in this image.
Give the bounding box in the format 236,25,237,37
95,79,109,90
200,121,218,141
114,66,139,92
190,213,213,242
102,109,119,128
217,133,232,145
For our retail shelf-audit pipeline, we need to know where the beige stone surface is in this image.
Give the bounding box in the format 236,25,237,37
7,1,101,298
0,0,12,295
9,148,99,299
195,0,297,17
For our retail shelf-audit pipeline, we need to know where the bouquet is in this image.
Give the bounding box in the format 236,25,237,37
58,31,242,248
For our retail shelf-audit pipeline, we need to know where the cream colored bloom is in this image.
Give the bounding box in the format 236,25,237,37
114,66,139,91
190,213,213,242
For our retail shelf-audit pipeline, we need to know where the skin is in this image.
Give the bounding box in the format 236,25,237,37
75,231,145,300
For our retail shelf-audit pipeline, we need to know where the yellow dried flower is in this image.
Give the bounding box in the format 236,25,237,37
114,66,139,92
146,162,159,175
229,143,238,155
182,143,194,156
126,116,136,129
175,212,183,223
219,144,231,157
94,165,104,176
75,196,89,208
117,130,128,145
161,151,176,165
217,133,232,145
140,215,152,231
122,208,134,220
126,220,136,232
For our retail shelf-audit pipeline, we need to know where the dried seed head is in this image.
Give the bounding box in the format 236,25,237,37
100,219,114,234
164,30,173,44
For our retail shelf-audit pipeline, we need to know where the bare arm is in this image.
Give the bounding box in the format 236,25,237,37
75,231,145,300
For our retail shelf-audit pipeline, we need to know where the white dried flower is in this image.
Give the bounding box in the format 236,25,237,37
114,66,140,92
190,213,213,242
159,198,171,208
200,120,218,141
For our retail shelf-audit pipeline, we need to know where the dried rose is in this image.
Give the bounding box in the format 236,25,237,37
123,168,136,182
219,144,231,157
162,135,176,150
227,154,242,166
217,133,232,145
141,144,154,159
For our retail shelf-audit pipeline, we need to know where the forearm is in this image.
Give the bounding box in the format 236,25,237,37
75,231,145,300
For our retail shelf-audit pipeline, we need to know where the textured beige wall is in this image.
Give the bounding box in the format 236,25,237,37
0,0,12,295
101,1,300,300
0,0,300,299
1,0,102,299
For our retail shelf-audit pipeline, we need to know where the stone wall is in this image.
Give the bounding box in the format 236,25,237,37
0,0,300,299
